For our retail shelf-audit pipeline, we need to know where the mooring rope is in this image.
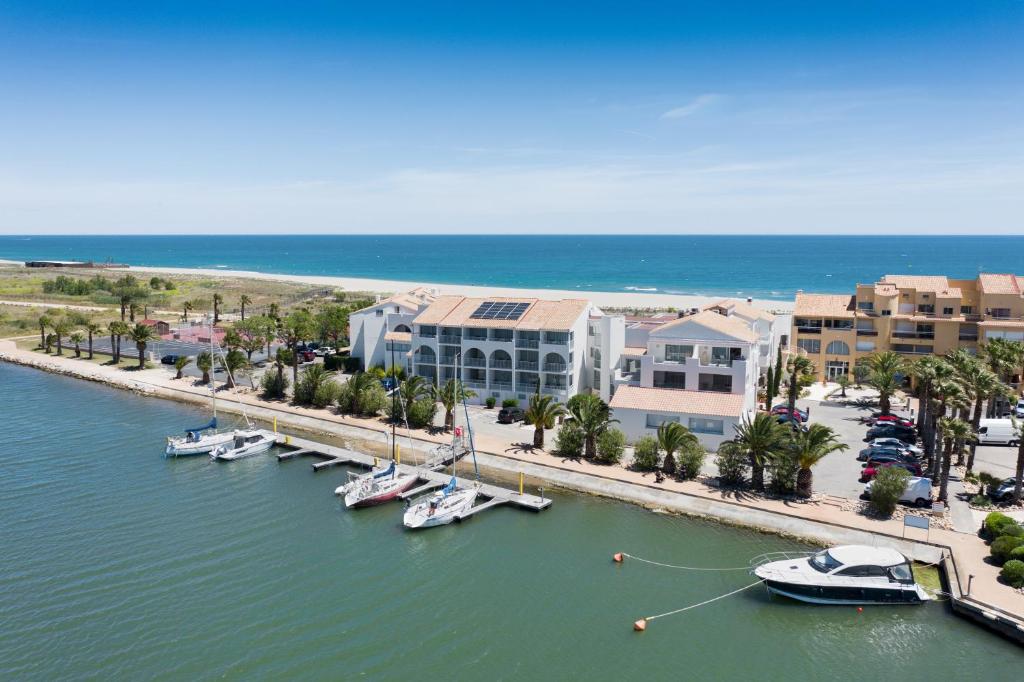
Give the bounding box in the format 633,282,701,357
620,552,751,571
644,581,763,622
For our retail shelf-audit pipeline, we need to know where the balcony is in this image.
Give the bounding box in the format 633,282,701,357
543,362,567,373
517,360,539,371
463,356,486,368
490,334,514,344
464,380,487,389
439,356,458,366
417,331,436,339
464,332,488,342
413,353,436,364
856,329,878,336
490,359,512,369
516,338,539,349
796,327,822,335
542,385,566,395
490,381,514,391
438,334,462,345
892,331,935,340
543,333,569,345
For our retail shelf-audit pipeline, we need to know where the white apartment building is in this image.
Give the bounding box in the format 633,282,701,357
407,295,592,404
348,287,437,369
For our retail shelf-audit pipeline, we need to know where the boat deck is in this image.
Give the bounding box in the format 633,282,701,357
269,431,552,514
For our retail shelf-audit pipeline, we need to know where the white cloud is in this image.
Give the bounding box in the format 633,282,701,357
660,94,720,120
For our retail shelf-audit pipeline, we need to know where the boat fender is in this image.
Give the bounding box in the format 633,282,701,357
613,553,624,563
633,618,647,632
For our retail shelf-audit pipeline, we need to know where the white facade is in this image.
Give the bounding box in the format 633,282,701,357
348,288,436,370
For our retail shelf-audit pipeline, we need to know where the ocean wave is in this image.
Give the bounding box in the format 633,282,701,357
624,286,658,292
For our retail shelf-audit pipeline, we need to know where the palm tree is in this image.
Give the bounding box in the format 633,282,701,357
53,319,71,356
239,294,252,321
565,394,617,460
925,361,961,474
399,375,432,417
128,323,156,369
212,293,223,325
69,331,85,358
182,300,194,322
268,302,280,321
981,338,1024,416
128,302,139,322
729,413,790,491
112,320,130,364
281,310,315,387
196,351,213,384
792,423,847,498
909,356,940,451
657,421,699,476
173,355,192,380
37,314,51,349
524,392,566,449
437,378,477,431
1012,423,1024,505
107,321,120,363
937,417,971,503
85,322,100,359
866,351,905,415
951,358,1002,471
785,354,815,416
220,349,248,388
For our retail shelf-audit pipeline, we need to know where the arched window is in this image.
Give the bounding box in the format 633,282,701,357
394,324,411,333
826,340,850,355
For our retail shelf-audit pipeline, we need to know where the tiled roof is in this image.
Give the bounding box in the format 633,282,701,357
979,273,1021,296
936,287,962,298
413,295,589,331
873,282,898,297
609,385,745,417
794,293,855,318
881,275,950,292
384,331,412,342
656,310,758,343
704,299,775,322
354,287,436,314
621,346,648,357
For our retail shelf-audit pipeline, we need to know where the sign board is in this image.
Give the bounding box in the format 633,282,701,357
903,514,930,541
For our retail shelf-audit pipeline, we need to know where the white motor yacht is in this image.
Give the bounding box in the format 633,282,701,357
210,430,275,461
752,545,930,605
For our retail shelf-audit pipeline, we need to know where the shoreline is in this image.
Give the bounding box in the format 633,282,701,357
4,341,1023,645
87,263,797,313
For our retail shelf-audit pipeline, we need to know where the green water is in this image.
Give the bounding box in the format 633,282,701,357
1,363,1020,679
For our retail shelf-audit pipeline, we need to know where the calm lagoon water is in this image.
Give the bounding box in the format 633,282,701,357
3,234,1023,300
1,362,1020,679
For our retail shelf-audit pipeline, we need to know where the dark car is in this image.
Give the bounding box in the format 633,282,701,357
857,446,919,462
865,425,916,444
862,453,922,471
771,405,808,421
497,407,525,424
861,461,922,481
992,478,1020,505
160,354,180,365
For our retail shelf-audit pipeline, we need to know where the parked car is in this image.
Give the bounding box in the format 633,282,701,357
860,461,922,481
380,377,397,392
497,406,526,424
865,425,916,444
771,405,808,421
1015,399,1024,419
160,354,180,365
315,346,335,357
866,438,923,456
992,478,1020,505
975,419,1020,446
868,414,915,428
297,349,316,363
858,446,920,462
863,451,921,466
861,476,933,507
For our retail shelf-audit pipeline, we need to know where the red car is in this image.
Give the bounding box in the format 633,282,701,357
297,349,316,363
860,461,922,481
871,414,914,428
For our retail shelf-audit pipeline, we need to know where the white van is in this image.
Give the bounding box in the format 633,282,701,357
976,419,1020,446
862,476,933,507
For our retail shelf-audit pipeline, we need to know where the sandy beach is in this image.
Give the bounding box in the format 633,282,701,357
109,264,795,314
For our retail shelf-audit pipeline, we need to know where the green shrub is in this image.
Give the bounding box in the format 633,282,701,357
766,449,799,495
999,523,1024,539
1009,545,1024,562
714,442,749,487
631,436,660,471
324,354,346,371
970,494,992,508
338,379,387,416
984,512,1016,538
312,381,341,409
502,398,519,408
260,369,289,400
485,396,497,409
596,428,626,464
870,466,911,517
1000,559,1024,588
554,422,584,459
407,398,438,429
990,536,1024,565
676,443,707,481
343,356,362,372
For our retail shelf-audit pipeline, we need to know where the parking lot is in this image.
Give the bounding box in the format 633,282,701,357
91,337,279,379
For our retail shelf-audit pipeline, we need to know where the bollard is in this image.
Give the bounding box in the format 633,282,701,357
396,445,401,464
519,472,524,495
967,574,974,596
273,416,277,433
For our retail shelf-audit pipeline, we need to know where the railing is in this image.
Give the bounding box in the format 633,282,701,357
892,331,934,340
464,333,488,342
542,385,566,394
464,380,487,389
438,334,462,345
856,329,878,336
543,362,567,372
515,339,539,349
490,359,512,369
413,354,436,364
439,356,458,365
463,357,486,368
517,360,539,371
543,335,569,345
490,381,513,391
796,327,821,334
959,334,979,341
417,331,436,339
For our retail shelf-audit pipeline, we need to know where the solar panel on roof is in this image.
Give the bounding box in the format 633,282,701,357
470,301,529,321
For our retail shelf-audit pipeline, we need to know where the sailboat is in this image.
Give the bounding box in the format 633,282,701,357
403,354,480,529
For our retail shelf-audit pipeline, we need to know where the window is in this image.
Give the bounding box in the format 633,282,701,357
809,550,843,573
857,301,874,311
375,309,383,317
698,374,732,393
856,341,876,352
961,305,973,315
943,307,954,315
825,340,849,355
646,414,679,428
664,344,693,362
917,304,934,314
990,308,1011,319
688,417,724,435
881,310,891,316
797,339,821,354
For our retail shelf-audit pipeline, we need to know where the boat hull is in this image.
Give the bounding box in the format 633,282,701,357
402,490,478,529
212,440,274,461
760,579,928,605
165,432,234,457
344,476,417,508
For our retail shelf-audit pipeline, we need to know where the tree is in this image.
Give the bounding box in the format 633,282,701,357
196,351,213,384
220,349,248,388
772,345,784,397
729,413,790,491
85,322,100,359
294,363,335,405
1013,422,1024,505
174,355,192,380
632,436,660,471
835,374,850,398
870,466,911,517
280,310,315,387
261,348,291,399
398,375,432,417
565,394,617,460
524,392,566,449
69,331,85,358
792,424,847,498
316,304,349,349
656,421,698,476
37,314,51,349
785,355,815,416
212,293,223,325
953,359,1002,471
222,328,243,352
909,356,940,463
764,366,775,410
436,378,477,431
182,300,194,322
981,338,1024,416
53,319,71,356
239,294,252,321
112,275,143,321
128,323,157,369
866,351,905,415
596,428,626,464
233,316,273,362
935,416,969,503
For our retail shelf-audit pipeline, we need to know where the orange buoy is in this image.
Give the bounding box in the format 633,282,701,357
633,618,647,632
857,607,863,613
613,552,624,563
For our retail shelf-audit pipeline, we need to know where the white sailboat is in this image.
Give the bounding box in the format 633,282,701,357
338,461,419,508
210,429,275,461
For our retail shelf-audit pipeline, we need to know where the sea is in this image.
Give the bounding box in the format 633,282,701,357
0,362,1020,679
2,234,1022,300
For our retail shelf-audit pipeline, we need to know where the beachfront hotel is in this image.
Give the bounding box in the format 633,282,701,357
792,273,1024,381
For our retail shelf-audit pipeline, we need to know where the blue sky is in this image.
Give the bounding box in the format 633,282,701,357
0,1,1021,234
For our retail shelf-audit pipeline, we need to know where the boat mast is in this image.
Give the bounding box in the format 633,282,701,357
390,333,397,461
210,313,217,422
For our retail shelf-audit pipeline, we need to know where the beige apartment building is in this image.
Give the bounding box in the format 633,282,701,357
792,274,1024,381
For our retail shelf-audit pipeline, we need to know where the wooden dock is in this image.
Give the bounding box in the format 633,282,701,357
268,430,552,515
